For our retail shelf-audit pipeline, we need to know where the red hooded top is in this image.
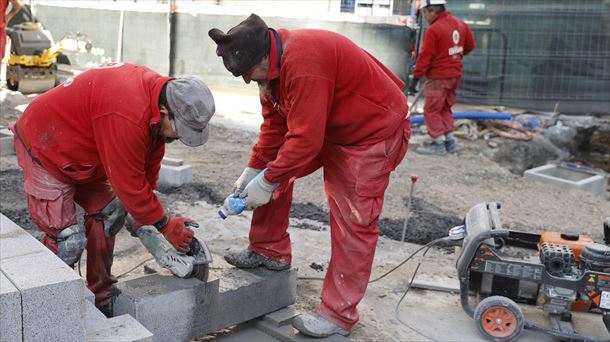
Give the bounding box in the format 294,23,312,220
18,63,172,225
413,11,475,79
247,29,408,184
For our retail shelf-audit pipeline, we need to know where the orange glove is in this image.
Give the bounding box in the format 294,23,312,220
158,216,197,252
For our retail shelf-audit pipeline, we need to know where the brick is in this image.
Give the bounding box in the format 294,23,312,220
158,164,192,187
524,163,608,198
0,214,86,342
0,128,15,156
211,268,297,331
254,319,351,342
113,274,219,342
0,272,22,342
263,307,298,327
86,314,153,342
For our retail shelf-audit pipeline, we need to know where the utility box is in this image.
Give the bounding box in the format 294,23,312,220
524,163,609,198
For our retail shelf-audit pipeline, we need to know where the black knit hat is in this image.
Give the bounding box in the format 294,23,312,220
208,14,270,77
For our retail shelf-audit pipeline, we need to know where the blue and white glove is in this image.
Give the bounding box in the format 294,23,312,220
239,172,276,209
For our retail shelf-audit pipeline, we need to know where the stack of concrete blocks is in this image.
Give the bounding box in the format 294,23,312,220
158,157,192,187
113,266,298,341
0,214,153,342
524,163,609,198
0,126,15,156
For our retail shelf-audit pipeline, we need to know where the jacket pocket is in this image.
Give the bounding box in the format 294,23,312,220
60,163,97,182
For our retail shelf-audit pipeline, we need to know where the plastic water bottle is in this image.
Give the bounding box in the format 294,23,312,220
218,195,247,219
218,169,277,219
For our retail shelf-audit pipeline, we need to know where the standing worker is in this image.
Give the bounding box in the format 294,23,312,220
10,62,215,317
209,14,410,338
410,0,475,155
1,0,22,60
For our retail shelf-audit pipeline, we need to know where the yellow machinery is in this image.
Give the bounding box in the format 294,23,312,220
6,22,63,93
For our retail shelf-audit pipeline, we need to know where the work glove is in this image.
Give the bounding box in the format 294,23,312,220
157,216,199,252
408,77,420,95
233,167,262,195
56,224,87,266
97,197,128,238
239,172,276,210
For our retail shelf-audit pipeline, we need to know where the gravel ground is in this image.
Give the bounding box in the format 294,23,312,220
1,86,609,341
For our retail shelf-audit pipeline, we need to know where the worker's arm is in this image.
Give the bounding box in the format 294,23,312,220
6,0,23,23
413,30,438,79
463,24,476,56
92,114,164,225
144,139,165,189
247,95,288,169
264,75,333,184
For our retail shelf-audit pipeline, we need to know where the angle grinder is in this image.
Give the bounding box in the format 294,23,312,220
125,216,212,282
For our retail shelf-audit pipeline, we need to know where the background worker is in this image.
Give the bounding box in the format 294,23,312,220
209,14,410,338
10,63,215,316
410,0,475,155
1,0,22,59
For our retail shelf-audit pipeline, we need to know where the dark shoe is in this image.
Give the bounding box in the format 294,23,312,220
292,312,350,338
445,138,460,154
98,302,113,318
416,141,447,156
224,248,290,271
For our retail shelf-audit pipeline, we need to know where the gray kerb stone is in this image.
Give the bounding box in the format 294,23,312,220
0,214,86,341
113,267,297,341
0,272,22,342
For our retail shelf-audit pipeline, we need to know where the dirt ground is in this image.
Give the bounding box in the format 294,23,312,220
1,86,609,341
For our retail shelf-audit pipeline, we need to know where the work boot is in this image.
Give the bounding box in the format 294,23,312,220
445,138,460,153
292,312,350,338
98,302,113,318
224,248,290,271
416,138,447,156
444,132,460,154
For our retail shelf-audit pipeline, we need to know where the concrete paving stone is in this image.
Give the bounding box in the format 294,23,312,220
211,268,297,331
263,307,298,327
0,272,22,342
85,287,95,303
113,274,220,342
158,164,192,187
162,157,184,166
215,323,281,342
84,299,108,328
0,214,86,341
86,314,153,342
254,320,351,342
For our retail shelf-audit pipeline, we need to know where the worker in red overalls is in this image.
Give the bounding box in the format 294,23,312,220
410,0,475,155
209,14,410,338
10,63,215,317
1,0,22,60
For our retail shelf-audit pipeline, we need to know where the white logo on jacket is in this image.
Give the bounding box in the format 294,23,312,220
448,30,463,56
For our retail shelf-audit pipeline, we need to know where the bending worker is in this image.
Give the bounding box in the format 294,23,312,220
10,63,215,317
209,14,410,338
411,0,475,155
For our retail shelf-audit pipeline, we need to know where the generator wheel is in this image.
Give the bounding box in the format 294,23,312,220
474,296,524,342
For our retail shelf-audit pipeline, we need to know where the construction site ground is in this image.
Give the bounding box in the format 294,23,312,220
1,85,609,341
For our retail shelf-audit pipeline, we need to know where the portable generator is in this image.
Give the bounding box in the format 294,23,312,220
453,202,610,342
6,22,62,93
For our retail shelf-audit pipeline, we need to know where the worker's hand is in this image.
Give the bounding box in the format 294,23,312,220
97,197,128,238
233,167,262,196
239,173,276,210
408,77,420,95
158,216,198,252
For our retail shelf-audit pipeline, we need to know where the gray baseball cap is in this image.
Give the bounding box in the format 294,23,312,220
166,77,216,147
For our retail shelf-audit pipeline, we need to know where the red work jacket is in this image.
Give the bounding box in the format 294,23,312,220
18,63,171,225
247,29,408,184
413,11,475,79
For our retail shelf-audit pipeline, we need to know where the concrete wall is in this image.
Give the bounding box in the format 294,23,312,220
34,5,410,87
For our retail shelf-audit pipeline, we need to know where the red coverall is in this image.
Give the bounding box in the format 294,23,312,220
413,11,475,138
248,29,410,330
11,63,170,307
1,0,8,60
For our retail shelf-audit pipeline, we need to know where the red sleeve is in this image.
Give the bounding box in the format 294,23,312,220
92,114,164,225
413,29,438,78
145,139,165,189
247,95,288,169
264,76,333,183
464,24,476,56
